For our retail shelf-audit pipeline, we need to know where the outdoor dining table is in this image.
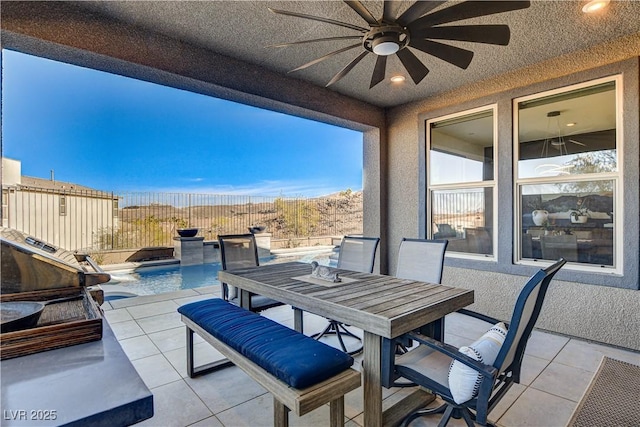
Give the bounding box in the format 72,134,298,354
218,261,474,427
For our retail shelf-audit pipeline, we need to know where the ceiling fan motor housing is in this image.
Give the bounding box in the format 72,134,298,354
364,25,409,56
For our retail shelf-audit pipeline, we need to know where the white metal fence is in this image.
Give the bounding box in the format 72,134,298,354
2,187,363,252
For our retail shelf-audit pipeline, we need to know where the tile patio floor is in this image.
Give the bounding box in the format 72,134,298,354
101,288,639,427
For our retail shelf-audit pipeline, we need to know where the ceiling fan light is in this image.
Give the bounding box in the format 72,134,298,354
372,36,400,56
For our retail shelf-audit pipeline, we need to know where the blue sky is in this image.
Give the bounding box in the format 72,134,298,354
1,50,363,197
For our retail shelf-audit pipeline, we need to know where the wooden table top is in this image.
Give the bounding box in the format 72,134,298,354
218,261,474,339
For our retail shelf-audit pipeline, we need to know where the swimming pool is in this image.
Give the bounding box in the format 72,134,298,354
106,263,222,296
102,249,336,298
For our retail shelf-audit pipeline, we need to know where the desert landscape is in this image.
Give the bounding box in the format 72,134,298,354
97,190,364,251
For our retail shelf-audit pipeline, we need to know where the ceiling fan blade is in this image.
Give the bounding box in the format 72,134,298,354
268,8,368,32
382,1,398,23
267,36,363,48
408,39,474,69
411,25,511,46
569,139,587,147
289,43,362,72
326,51,370,87
344,1,378,25
397,1,446,27
396,48,429,84
370,55,387,89
409,1,531,28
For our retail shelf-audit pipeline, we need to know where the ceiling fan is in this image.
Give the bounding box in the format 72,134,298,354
268,1,531,89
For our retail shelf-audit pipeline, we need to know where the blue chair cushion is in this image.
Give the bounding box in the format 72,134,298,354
178,298,354,389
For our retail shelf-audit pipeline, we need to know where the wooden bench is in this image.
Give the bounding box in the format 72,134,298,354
178,299,361,427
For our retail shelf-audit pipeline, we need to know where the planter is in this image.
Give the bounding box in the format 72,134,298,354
571,215,588,224
177,228,198,238
248,226,266,234
532,210,549,226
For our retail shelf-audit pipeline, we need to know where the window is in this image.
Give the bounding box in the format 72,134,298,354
515,77,620,271
2,190,8,221
59,195,66,216
427,106,496,258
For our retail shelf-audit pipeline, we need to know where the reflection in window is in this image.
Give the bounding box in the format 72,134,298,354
428,106,495,257
517,81,616,179
515,76,620,270
432,188,493,255
520,182,614,266
430,110,494,185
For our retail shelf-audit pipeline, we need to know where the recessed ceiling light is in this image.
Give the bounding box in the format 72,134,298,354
566,122,577,127
390,75,405,83
582,0,610,13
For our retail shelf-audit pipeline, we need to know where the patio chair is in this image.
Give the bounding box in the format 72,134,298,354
541,234,578,262
396,238,448,283
382,258,566,426
335,235,380,273
394,238,449,353
434,224,457,239
218,233,283,312
465,227,492,255
311,235,380,355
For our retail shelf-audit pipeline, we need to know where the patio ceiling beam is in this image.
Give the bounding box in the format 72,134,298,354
0,1,385,132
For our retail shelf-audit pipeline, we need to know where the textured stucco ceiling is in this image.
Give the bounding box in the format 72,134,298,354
57,1,640,108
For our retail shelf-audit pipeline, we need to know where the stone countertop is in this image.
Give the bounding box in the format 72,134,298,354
1,320,153,426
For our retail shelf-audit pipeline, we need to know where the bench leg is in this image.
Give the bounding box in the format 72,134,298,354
329,396,345,427
273,399,290,427
186,326,234,378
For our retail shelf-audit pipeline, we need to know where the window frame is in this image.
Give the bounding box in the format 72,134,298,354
426,104,498,261
512,75,623,274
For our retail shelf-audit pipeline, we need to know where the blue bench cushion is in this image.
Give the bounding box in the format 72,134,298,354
178,298,354,389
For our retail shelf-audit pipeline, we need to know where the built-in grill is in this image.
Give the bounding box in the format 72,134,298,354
0,228,109,359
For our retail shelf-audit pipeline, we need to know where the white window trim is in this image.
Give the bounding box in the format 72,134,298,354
427,104,498,261
513,75,623,274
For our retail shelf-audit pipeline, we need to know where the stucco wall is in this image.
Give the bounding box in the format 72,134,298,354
384,35,640,350
443,267,640,350
363,127,387,274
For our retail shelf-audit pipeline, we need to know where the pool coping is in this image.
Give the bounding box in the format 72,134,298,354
102,285,219,310
101,259,181,273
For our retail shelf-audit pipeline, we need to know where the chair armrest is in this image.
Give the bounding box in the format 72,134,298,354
404,332,498,380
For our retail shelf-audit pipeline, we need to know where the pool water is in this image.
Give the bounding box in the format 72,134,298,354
108,263,223,296
104,250,336,297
